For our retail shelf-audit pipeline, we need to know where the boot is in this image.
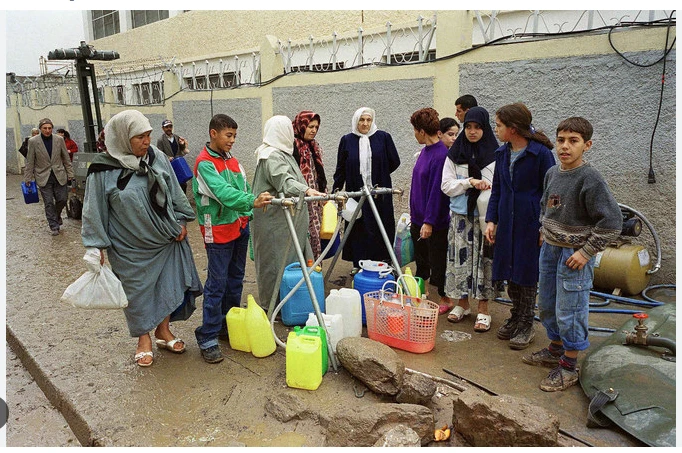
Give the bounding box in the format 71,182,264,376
497,285,520,340
496,316,518,340
508,283,537,350
509,321,535,350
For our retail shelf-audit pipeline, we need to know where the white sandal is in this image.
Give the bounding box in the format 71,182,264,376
134,351,154,367
474,313,492,332
447,305,471,323
155,337,186,353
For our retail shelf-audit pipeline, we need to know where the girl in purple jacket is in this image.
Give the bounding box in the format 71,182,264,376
409,108,453,312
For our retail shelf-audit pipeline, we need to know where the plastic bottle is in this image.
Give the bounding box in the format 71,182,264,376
245,294,276,357
326,288,362,338
286,331,323,390
306,312,344,353
320,201,338,240
225,306,251,352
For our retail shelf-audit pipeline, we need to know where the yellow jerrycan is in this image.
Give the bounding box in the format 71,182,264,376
286,331,323,390
320,201,338,240
245,294,276,357
225,306,251,352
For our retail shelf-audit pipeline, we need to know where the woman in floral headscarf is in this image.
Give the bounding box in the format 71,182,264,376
292,111,327,259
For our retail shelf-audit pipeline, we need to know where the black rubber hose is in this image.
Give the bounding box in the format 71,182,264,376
646,336,676,356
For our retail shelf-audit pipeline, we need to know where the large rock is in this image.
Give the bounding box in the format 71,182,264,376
395,373,436,405
336,337,404,395
373,424,422,447
322,403,433,446
264,392,309,422
452,389,560,446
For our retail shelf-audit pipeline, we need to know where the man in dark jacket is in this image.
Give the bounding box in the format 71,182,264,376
157,119,190,191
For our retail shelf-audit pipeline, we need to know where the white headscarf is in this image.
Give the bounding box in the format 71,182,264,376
104,110,153,170
255,115,295,161
351,107,378,187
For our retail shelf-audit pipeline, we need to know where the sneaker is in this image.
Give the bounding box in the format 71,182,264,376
522,347,562,368
200,345,224,363
509,324,535,350
540,365,579,392
50,228,60,236
496,318,517,340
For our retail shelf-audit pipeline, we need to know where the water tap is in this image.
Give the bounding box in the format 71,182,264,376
624,313,649,346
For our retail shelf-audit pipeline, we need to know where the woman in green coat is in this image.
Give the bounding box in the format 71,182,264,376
251,115,324,310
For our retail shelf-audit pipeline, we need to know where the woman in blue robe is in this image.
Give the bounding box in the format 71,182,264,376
81,110,202,367
332,107,401,270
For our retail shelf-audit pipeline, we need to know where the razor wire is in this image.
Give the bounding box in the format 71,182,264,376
473,10,675,43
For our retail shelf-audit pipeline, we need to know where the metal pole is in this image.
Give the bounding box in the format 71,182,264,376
279,196,339,371
324,195,366,284
361,185,405,290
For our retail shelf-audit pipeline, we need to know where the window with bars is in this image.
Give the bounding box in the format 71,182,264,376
184,72,238,90
131,82,163,105
92,11,120,40
131,10,169,29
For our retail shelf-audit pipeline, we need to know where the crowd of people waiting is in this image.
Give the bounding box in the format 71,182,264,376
21,94,622,391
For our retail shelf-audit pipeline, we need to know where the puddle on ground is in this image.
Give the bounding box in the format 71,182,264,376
440,330,471,342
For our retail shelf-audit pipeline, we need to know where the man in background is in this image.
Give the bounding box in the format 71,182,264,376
24,118,73,236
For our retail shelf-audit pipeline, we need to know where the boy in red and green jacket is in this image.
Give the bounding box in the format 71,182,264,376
193,114,272,363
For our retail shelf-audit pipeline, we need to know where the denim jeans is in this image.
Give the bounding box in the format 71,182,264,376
538,242,594,352
195,225,249,349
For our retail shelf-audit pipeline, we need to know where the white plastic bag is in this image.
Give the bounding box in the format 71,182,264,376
61,248,128,309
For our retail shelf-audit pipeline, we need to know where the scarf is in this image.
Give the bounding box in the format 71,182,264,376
255,115,295,161
292,111,324,189
351,107,378,187
96,110,168,217
447,106,498,217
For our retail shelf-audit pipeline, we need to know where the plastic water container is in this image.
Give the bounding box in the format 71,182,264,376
286,331,323,391
306,312,344,353
245,294,276,357
296,325,328,374
280,262,325,326
171,156,193,184
225,306,251,352
403,267,425,297
353,260,395,325
320,201,338,240
21,181,39,204
326,288,362,338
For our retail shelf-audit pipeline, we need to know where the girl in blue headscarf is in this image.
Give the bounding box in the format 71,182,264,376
441,106,499,331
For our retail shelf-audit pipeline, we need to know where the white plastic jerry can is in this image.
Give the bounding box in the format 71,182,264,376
306,312,344,353
325,288,362,339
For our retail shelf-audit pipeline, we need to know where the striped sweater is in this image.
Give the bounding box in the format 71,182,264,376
193,145,256,244
540,162,622,259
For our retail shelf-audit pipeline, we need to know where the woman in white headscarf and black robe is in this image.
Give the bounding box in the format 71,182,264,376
251,115,324,310
81,110,202,367
332,107,401,270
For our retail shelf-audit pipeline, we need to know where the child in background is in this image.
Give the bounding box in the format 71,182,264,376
484,103,556,350
441,106,498,331
193,114,272,363
523,117,622,391
438,117,460,150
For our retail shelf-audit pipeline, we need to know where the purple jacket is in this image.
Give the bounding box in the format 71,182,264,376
409,141,451,232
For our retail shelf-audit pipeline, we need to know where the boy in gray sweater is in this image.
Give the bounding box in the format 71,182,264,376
523,117,622,392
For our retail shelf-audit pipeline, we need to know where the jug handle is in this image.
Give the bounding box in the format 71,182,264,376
378,267,394,278
358,260,367,269
380,280,405,308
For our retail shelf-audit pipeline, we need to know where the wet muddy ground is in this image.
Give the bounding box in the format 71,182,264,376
5,172,655,447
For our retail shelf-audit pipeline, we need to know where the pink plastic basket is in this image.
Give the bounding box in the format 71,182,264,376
364,278,438,353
